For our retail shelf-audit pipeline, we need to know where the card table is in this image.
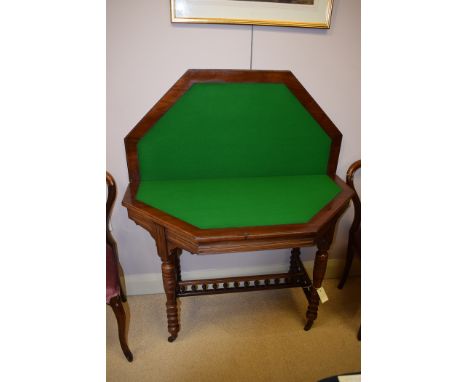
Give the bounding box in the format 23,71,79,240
122,69,354,342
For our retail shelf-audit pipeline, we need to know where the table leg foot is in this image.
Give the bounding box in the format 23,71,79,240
305,288,319,330
168,334,178,343
124,350,134,362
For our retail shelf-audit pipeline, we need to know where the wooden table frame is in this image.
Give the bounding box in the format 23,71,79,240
122,69,354,342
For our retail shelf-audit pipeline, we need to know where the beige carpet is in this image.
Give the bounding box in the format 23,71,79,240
107,277,361,382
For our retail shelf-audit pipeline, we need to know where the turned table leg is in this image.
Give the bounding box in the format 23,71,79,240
174,248,182,283
304,224,335,331
161,257,179,342
290,247,312,301
155,225,180,342
304,247,329,330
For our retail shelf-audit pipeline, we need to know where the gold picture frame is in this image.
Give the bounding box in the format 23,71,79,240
171,0,334,29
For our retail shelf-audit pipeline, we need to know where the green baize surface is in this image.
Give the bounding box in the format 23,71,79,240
136,83,340,229
137,175,340,229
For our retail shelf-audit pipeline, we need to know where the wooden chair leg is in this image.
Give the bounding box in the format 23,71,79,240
118,276,127,303
109,296,133,362
338,240,355,289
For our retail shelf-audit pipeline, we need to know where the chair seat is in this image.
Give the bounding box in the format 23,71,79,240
136,175,341,229
106,244,120,303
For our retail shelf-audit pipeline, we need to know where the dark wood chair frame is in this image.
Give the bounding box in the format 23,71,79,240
107,172,133,362
338,160,361,290
337,160,361,341
122,69,355,342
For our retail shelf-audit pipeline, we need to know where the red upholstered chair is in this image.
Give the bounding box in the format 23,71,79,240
107,171,133,362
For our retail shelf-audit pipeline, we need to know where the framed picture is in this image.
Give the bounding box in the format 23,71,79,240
171,0,334,29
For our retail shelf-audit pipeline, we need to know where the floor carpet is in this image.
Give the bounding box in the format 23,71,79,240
107,277,361,382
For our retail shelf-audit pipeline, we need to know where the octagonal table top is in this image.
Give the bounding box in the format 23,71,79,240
122,70,353,253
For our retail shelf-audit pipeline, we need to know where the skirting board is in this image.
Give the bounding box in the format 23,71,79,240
123,258,360,296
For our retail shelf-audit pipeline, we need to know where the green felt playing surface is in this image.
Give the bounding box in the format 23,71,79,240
136,175,340,229
136,82,338,228
137,82,331,181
